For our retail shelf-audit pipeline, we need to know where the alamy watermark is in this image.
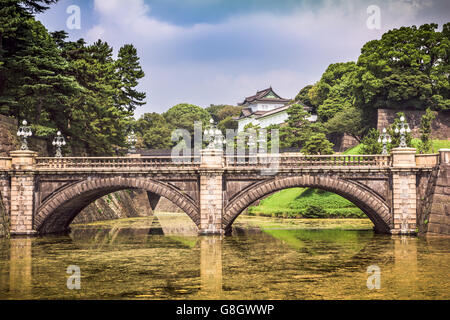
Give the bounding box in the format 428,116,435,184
366,5,381,30
67,265,81,290
366,265,381,290
66,4,81,30
170,121,280,175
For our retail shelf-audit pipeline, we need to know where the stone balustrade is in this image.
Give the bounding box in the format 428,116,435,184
35,156,201,171
225,154,391,167
415,154,439,167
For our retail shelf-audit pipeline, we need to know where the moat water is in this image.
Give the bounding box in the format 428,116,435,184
0,213,449,299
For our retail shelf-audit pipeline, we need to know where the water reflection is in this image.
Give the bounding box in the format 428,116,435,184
9,238,33,296
200,236,222,297
0,215,448,299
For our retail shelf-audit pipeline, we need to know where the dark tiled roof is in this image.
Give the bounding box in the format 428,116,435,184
238,87,290,106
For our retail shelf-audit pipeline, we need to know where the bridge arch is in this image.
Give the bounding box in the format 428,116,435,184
223,175,392,233
35,177,200,234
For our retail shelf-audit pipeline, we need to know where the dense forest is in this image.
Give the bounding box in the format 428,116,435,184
0,1,448,156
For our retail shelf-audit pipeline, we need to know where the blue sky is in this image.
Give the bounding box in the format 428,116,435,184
37,0,449,116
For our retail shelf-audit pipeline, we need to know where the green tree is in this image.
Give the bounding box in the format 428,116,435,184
309,62,359,122
57,38,138,155
0,18,80,136
301,133,334,155
293,85,314,107
325,107,365,142
163,103,210,135
354,23,450,114
359,128,382,154
418,108,436,154
115,44,146,112
135,113,172,149
218,116,238,132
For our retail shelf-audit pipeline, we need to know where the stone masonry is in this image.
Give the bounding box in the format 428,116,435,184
391,148,418,234
0,147,449,236
427,150,450,235
199,149,224,235
9,151,37,235
377,109,450,140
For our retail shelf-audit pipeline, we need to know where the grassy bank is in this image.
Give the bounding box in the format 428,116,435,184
343,139,450,155
247,188,365,219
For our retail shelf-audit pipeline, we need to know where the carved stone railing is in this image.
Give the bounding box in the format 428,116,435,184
13,153,444,171
415,154,439,167
225,154,392,168
35,156,200,171
0,157,12,171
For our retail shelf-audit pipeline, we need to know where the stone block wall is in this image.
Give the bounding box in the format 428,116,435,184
426,163,450,235
329,133,359,152
72,189,153,224
377,109,450,140
0,176,10,237
0,114,19,156
199,172,223,234
10,175,35,235
0,114,49,156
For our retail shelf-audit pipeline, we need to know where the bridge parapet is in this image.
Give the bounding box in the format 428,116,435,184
35,156,201,171
225,154,391,168
0,157,12,171
415,154,439,167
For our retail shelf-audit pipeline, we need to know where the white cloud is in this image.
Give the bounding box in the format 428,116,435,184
82,0,447,116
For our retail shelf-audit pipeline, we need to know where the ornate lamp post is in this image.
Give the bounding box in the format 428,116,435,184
204,119,224,150
127,130,137,154
52,131,66,157
394,116,411,148
378,128,391,155
17,120,32,150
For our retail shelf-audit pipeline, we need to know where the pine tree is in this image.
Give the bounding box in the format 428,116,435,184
115,44,146,112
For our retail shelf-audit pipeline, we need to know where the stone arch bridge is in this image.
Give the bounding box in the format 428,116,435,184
0,148,448,236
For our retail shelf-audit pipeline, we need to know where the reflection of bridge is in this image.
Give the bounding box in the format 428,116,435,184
0,148,448,236
2,233,431,299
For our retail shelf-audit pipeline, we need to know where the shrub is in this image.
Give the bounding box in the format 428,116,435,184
303,205,327,218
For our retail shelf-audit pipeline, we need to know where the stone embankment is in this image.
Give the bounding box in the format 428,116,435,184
73,190,153,224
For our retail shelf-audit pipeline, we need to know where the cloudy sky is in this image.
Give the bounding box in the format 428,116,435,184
38,0,449,116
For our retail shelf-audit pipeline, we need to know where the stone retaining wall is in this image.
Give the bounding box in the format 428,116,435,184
377,109,450,140
72,190,153,224
0,114,49,156
426,163,450,235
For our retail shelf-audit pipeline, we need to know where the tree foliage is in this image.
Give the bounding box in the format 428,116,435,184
359,128,382,155
301,133,334,155
355,23,450,113
134,113,172,149
163,103,210,135
418,108,436,153
0,1,146,155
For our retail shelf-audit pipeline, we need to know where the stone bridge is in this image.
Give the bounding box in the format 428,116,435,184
0,148,449,236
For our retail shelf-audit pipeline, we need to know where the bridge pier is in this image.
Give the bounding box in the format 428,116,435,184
9,150,37,236
391,148,417,235
199,149,224,235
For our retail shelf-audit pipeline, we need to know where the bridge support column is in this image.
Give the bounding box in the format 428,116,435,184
9,150,37,236
199,149,224,235
391,148,417,235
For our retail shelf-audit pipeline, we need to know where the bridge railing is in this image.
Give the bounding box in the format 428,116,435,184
225,154,391,167
0,157,12,170
415,154,439,167
35,156,201,170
